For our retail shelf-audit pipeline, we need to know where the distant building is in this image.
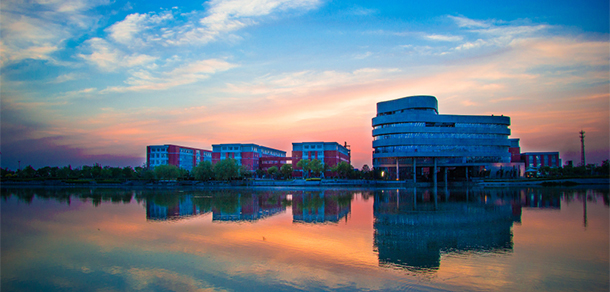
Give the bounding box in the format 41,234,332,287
292,142,351,178
521,152,561,169
211,143,286,171
147,144,212,171
372,95,514,181
509,138,522,162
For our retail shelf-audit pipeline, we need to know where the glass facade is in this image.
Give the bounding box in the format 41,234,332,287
373,133,506,141
372,96,511,168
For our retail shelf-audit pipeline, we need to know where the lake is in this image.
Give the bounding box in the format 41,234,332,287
1,186,608,291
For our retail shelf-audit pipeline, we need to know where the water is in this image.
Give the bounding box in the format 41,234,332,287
1,186,608,291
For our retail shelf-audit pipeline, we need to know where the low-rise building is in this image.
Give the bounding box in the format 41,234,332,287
146,144,212,171
521,152,561,169
211,143,286,171
292,142,351,177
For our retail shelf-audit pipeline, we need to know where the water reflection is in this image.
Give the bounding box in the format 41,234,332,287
211,192,287,222
145,191,290,222
373,188,515,273
291,190,352,223
1,186,608,292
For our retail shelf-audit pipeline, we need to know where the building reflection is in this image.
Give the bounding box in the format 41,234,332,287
145,192,288,222
146,195,210,221
212,193,286,222
291,190,352,223
373,188,516,273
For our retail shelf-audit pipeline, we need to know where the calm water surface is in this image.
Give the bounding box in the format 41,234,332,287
1,186,608,291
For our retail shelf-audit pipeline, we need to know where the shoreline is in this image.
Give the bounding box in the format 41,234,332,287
1,177,608,190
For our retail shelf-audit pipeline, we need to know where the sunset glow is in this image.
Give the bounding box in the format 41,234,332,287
1,0,608,169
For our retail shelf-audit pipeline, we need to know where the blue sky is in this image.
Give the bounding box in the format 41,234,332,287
1,0,608,169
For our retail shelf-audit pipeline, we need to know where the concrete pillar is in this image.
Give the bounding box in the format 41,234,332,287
444,167,448,186
413,158,417,184
465,166,469,182
433,158,437,188
396,158,399,181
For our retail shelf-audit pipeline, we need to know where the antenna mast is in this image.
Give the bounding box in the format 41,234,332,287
579,130,586,166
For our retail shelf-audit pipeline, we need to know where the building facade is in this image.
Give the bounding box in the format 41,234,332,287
372,95,512,181
146,144,212,171
292,142,351,177
509,138,522,162
521,152,561,169
211,143,286,171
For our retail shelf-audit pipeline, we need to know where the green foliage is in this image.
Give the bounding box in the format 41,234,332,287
296,159,310,178
361,164,371,173
214,158,239,181
193,161,214,181
122,166,135,179
20,165,36,178
101,167,113,179
309,159,323,177
267,166,279,177
280,164,293,179
331,161,353,178
239,165,251,179
154,164,181,180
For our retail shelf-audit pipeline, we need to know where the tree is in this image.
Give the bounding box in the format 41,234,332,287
57,165,74,179
122,166,135,179
36,166,52,178
296,159,310,178
267,166,279,179
239,165,251,179
101,167,113,179
20,165,36,178
309,159,323,177
214,158,239,181
154,164,181,180
280,164,293,179
193,161,214,181
333,161,353,179
596,160,609,175
255,169,265,179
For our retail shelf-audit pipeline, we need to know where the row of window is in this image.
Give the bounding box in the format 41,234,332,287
373,122,507,130
377,108,437,116
373,133,507,141
528,155,557,167
373,156,503,165
150,159,168,165
374,145,508,154
150,147,167,152
222,146,241,151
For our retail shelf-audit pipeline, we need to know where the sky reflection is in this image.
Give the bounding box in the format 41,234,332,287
1,187,608,291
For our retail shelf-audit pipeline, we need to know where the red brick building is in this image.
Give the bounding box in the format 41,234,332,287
521,152,561,168
292,142,351,178
147,144,212,171
211,143,286,171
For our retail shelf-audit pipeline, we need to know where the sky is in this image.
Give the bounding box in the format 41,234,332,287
1,0,609,170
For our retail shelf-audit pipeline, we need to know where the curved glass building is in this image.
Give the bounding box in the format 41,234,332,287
372,95,511,181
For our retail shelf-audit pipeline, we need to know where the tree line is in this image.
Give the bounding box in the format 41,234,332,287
1,158,374,181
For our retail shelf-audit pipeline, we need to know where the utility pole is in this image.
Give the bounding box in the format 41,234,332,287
579,130,586,167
